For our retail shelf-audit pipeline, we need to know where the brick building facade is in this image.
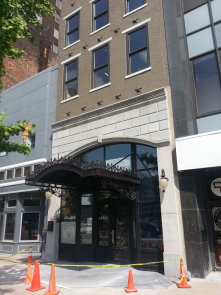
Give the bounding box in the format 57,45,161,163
1,0,61,92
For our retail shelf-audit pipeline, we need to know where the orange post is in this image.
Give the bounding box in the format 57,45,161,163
124,270,138,293
26,260,45,292
145,240,149,249
23,264,32,284
44,264,60,295
159,241,163,250
177,259,191,289
28,246,33,264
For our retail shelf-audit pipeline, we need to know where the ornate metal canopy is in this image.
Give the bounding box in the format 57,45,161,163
25,156,141,200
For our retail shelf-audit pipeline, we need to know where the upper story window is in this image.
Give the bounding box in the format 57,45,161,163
53,43,58,54
26,134,35,149
54,27,59,39
55,12,60,23
0,171,4,181
66,13,79,46
126,0,145,13
64,60,78,100
15,168,21,178
127,26,149,75
6,170,13,180
92,44,109,88
93,0,108,31
56,0,61,9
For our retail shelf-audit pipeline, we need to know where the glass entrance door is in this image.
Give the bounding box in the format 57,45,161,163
96,199,131,264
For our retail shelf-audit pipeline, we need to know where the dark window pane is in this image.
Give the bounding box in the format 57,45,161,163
24,166,31,176
23,199,41,206
65,80,78,99
106,144,131,169
67,30,79,45
34,165,41,173
94,66,109,87
136,144,157,169
65,61,77,82
80,207,92,244
94,0,108,17
139,203,163,249
0,172,4,181
15,168,21,178
95,12,108,30
81,194,93,205
130,49,148,73
82,147,104,163
8,200,16,207
127,0,145,12
94,46,108,69
192,52,221,114
20,213,39,240
67,14,79,33
138,175,159,201
5,213,15,240
129,27,146,53
6,170,13,179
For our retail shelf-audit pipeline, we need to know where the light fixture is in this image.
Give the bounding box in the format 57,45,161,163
159,169,169,192
45,191,52,199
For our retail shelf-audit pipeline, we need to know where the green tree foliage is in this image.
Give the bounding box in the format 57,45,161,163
0,0,55,87
0,109,36,155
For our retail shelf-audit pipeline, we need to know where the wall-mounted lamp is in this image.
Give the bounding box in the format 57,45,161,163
159,169,169,192
45,191,52,200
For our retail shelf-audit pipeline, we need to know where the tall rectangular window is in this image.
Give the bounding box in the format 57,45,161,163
6,170,13,179
93,44,109,88
15,168,21,178
55,12,60,23
54,27,59,39
66,14,79,46
126,0,145,13
64,60,78,100
93,0,108,31
127,26,149,74
53,43,58,54
4,213,15,240
20,212,39,240
56,0,61,9
192,52,221,115
0,172,4,181
26,134,35,149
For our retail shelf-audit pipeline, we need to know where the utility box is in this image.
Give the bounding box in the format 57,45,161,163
47,221,54,232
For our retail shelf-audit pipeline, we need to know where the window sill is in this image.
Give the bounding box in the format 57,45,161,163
123,4,147,18
89,82,111,93
125,67,151,79
63,40,80,50
61,95,79,103
90,23,110,35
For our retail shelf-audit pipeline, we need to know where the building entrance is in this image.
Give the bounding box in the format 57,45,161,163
95,198,132,264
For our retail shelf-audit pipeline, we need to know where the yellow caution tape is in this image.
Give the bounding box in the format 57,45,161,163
9,240,45,257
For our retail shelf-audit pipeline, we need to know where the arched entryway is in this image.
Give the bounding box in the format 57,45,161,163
26,142,164,272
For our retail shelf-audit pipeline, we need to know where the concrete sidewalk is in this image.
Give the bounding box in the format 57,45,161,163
0,258,221,294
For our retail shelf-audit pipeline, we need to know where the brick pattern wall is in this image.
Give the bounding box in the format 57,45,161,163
1,0,59,92
52,95,169,158
56,0,169,122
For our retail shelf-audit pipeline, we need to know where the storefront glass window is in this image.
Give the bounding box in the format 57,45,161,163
8,200,17,207
80,194,93,244
138,176,159,202
23,199,41,207
4,213,16,240
139,203,163,250
106,144,131,169
20,213,39,240
136,144,157,170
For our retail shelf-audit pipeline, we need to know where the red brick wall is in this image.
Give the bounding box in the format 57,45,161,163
1,0,60,92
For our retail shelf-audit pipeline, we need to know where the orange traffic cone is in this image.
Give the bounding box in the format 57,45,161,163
159,241,163,250
28,246,33,264
44,264,60,295
124,270,138,293
145,240,149,249
26,260,45,292
23,264,32,284
177,259,191,288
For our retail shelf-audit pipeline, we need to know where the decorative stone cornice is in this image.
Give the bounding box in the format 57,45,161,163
52,87,166,131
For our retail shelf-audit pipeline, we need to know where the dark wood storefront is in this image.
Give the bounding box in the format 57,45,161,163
26,143,164,273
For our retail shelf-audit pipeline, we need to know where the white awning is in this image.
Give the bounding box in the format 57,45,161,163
175,130,221,171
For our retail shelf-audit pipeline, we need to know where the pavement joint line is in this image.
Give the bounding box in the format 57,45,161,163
41,281,72,290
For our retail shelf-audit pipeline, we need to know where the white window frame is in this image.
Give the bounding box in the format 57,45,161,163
23,166,32,177
56,0,61,9
6,169,13,180
54,27,59,39
3,212,16,242
19,211,41,242
7,199,17,208
0,171,5,181
15,167,22,179
55,12,60,23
